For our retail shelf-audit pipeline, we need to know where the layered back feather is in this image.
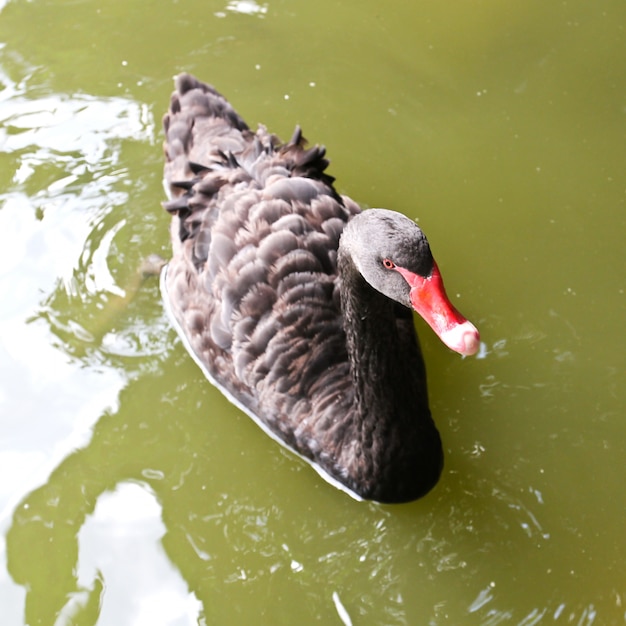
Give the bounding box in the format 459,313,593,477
162,75,365,459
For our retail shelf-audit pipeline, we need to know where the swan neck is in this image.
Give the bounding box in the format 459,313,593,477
333,240,442,502
338,249,408,413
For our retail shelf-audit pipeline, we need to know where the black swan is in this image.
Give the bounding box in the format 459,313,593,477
160,74,480,503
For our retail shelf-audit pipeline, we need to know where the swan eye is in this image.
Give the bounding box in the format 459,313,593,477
382,258,395,269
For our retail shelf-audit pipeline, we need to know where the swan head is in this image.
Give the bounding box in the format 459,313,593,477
340,209,480,356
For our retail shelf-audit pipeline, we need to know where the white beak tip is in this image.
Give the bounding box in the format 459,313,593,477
441,322,480,356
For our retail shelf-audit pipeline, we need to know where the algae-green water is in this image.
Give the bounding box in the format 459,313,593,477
0,1,625,623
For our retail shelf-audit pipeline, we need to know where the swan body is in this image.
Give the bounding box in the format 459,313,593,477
161,74,479,503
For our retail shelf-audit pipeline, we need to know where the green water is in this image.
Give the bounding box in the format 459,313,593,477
0,0,625,624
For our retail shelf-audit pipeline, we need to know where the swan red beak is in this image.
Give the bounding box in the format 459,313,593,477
396,262,480,356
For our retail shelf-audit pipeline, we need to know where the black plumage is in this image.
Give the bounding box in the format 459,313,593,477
161,74,479,503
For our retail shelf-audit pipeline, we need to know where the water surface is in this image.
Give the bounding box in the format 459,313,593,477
0,0,624,624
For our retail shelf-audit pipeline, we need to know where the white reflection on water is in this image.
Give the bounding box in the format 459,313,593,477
0,67,155,523
0,68,154,299
0,90,153,168
70,482,201,626
332,590,353,626
215,0,268,18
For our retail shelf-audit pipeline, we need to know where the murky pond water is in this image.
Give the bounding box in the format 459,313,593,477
0,0,625,624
